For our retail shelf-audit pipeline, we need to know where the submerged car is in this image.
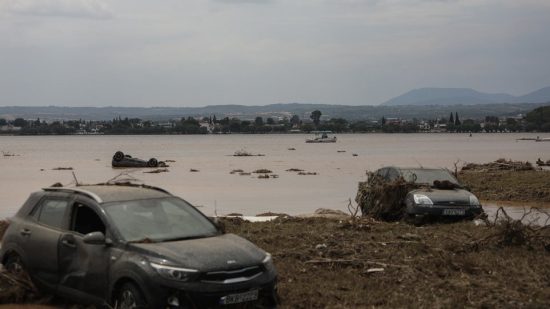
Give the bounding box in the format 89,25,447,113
373,167,483,223
0,183,278,308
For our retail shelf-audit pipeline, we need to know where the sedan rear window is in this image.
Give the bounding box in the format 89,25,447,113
104,197,218,242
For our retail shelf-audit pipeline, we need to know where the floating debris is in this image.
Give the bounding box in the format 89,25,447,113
258,174,270,179
189,168,200,172
256,212,290,217
226,213,244,217
337,150,346,153
352,154,358,157
286,168,304,172
298,172,317,175
230,169,244,174
143,168,169,174
253,169,273,174
233,149,265,157
2,151,20,157
52,167,73,170
288,148,296,151
239,172,251,176
165,159,176,162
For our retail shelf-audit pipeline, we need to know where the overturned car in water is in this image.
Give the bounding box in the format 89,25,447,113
0,183,278,308
112,151,165,168
357,167,484,224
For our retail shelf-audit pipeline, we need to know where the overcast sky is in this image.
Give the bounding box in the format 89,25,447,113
1,0,549,107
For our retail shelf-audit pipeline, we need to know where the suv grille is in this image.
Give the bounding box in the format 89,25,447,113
201,266,263,284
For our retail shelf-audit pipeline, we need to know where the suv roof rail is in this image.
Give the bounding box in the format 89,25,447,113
42,187,103,203
92,182,172,195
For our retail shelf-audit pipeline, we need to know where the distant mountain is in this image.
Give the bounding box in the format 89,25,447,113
516,86,550,103
381,87,550,106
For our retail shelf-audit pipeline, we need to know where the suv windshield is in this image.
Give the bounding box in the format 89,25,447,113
104,197,218,242
400,169,459,185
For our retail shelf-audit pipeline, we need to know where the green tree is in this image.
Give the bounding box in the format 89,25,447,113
0,118,7,126
13,118,27,127
455,112,461,125
255,116,264,126
266,117,275,125
310,110,322,126
290,115,300,126
525,106,550,131
449,112,454,124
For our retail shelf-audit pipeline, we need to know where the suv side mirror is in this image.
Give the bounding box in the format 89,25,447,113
211,217,226,234
83,231,107,245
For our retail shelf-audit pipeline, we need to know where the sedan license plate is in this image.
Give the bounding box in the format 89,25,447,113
443,209,466,216
219,290,259,305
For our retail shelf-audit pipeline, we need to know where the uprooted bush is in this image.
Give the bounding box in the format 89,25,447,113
356,172,421,221
469,207,550,251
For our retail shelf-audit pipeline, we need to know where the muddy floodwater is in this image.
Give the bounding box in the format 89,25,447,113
1,133,549,219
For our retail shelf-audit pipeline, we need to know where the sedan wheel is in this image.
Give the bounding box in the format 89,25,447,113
116,283,147,309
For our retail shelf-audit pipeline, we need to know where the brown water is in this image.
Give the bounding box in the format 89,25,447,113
1,133,549,219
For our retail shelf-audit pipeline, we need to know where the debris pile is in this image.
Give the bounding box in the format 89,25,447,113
0,271,42,304
356,172,420,221
461,158,535,172
469,207,550,250
459,159,550,202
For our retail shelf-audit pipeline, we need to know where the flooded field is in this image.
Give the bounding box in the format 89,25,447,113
1,133,549,219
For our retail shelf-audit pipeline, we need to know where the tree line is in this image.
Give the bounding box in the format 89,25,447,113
1,106,550,135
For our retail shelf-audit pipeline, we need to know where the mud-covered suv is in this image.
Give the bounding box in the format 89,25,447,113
0,184,278,308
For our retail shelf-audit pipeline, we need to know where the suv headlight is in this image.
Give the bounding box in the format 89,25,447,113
150,262,199,282
413,194,433,206
469,195,481,207
262,253,275,272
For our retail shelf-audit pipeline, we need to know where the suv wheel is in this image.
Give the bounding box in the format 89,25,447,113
4,253,24,274
116,282,147,309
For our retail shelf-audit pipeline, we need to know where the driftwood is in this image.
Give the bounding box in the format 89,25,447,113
468,207,550,250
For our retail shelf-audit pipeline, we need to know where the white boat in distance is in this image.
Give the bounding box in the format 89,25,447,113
306,131,337,143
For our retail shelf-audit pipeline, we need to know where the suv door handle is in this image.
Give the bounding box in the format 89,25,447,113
62,239,76,248
20,228,31,236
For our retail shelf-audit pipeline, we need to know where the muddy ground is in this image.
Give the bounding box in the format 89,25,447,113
226,217,550,308
459,169,550,203
2,216,550,308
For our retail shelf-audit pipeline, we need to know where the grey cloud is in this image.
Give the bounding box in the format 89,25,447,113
1,0,112,19
212,0,273,4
